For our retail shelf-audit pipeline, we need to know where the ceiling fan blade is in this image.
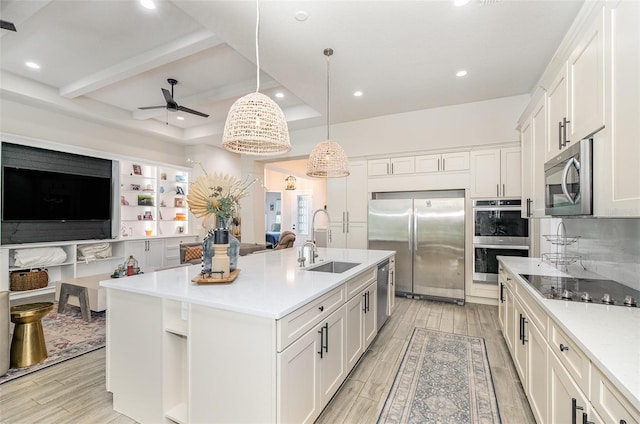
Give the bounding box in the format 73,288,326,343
177,105,209,118
138,105,166,110
162,88,174,104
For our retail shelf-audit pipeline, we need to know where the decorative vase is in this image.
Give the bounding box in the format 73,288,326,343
201,216,240,274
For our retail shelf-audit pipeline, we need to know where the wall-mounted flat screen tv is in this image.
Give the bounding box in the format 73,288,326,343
2,167,112,221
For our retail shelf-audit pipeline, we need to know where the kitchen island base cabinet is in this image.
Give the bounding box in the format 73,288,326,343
279,306,347,424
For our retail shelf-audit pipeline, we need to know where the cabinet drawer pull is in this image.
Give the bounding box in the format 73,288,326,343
560,343,569,352
499,283,504,303
559,121,564,149
572,398,584,424
318,306,324,312
582,413,593,424
563,117,571,146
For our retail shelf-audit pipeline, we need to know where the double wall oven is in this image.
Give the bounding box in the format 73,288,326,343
473,199,529,284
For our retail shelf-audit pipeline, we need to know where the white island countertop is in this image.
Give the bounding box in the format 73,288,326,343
100,248,393,319
499,256,640,412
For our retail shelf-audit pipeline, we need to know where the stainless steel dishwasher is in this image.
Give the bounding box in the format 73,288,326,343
377,259,389,330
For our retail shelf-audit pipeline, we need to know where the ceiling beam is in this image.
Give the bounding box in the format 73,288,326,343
60,29,223,99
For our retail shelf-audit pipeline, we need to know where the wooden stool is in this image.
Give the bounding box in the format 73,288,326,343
10,302,54,368
58,283,91,322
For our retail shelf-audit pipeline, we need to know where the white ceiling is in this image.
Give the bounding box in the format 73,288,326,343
0,0,584,146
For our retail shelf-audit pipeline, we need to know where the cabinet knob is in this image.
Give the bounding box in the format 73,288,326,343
560,343,569,352
318,306,324,312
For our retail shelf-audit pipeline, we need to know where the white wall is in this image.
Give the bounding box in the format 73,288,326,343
1,99,185,165
281,94,530,159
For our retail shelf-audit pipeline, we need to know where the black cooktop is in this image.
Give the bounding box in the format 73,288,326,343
520,274,639,307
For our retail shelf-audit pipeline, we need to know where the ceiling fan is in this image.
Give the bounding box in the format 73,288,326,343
138,78,209,118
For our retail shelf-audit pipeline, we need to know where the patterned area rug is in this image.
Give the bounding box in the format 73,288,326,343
378,328,501,424
1,303,105,384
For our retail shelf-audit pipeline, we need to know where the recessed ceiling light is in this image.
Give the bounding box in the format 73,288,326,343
140,0,156,10
294,11,308,22
456,70,468,77
25,61,40,69
353,91,363,97
453,0,471,6
275,92,285,98
176,116,185,121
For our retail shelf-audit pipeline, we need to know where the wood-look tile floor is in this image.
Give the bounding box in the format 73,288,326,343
0,298,535,424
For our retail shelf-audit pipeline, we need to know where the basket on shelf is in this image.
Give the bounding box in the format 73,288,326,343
10,268,49,291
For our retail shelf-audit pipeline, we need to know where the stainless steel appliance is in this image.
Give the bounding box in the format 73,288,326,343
545,138,593,216
368,190,465,305
376,259,389,330
519,274,639,307
473,199,529,284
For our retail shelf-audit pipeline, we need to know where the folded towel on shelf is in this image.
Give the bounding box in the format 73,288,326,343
77,243,113,262
13,247,67,267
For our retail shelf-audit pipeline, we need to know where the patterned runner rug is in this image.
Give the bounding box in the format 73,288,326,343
1,303,105,384
378,328,501,424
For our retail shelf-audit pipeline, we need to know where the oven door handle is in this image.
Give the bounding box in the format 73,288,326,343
561,157,581,205
473,244,530,250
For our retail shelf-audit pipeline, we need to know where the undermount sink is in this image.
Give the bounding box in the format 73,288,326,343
305,261,361,274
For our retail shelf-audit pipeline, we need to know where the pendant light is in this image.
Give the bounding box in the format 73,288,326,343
307,48,349,178
222,0,291,156
285,175,297,190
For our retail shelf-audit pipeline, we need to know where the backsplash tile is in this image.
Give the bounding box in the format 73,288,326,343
539,218,640,291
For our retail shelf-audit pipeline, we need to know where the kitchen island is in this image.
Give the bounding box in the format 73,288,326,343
498,257,640,424
101,247,394,424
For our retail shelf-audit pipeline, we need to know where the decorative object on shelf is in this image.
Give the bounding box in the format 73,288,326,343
120,196,129,206
285,175,296,190
175,198,186,207
160,200,166,207
132,164,142,175
307,48,349,178
176,186,184,195
143,184,154,192
10,269,49,291
159,186,165,193
221,0,290,156
130,184,141,191
137,194,154,206
176,174,186,182
160,172,167,181
143,211,153,220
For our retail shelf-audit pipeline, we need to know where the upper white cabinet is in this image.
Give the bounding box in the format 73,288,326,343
415,152,470,173
327,160,368,248
521,94,548,218
593,0,640,217
546,6,605,162
470,147,521,198
367,156,414,176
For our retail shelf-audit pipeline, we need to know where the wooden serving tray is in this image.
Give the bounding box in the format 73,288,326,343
192,268,240,284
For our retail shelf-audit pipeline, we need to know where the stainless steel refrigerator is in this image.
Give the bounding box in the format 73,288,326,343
368,190,465,304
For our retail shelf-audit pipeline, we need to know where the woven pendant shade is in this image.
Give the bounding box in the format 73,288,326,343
307,48,349,178
222,92,291,155
307,140,349,178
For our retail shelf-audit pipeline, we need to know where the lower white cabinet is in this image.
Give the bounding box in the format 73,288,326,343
548,348,604,424
278,306,347,424
124,239,166,271
345,281,377,371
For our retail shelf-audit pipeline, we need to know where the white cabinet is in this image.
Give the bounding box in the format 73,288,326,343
568,5,605,143
279,306,347,424
591,366,640,424
345,280,377,370
520,93,548,218
124,239,165,271
367,156,414,176
470,147,521,198
594,0,640,217
546,6,605,162
326,160,368,249
415,152,470,173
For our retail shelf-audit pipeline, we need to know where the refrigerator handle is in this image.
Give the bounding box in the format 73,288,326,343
413,206,418,252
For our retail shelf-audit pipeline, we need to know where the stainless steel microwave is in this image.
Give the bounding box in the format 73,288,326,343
544,138,592,216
